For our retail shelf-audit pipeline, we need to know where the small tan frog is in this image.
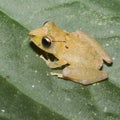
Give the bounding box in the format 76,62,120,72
29,21,112,85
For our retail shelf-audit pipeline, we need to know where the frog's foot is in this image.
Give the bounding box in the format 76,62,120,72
40,55,56,68
50,72,63,78
40,55,51,63
62,66,108,85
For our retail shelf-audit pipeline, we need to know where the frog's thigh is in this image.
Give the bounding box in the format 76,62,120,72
63,66,108,85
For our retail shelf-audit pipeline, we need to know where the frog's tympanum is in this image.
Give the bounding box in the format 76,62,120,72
29,21,112,85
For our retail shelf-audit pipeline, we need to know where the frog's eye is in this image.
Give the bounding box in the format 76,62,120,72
42,36,52,48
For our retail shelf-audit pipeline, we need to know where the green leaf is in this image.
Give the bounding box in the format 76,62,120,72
0,76,66,120
0,0,120,120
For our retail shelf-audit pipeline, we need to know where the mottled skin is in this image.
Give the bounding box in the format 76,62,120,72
29,21,112,85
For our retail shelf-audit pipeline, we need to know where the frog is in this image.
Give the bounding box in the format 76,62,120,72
29,21,112,85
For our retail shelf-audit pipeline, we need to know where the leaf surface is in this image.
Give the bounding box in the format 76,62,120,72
0,0,120,120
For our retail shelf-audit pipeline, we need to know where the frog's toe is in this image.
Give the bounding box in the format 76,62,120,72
50,72,63,78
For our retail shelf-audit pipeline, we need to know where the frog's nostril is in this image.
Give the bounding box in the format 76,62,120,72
29,32,36,38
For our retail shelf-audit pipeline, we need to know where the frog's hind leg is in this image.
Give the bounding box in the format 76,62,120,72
62,66,108,85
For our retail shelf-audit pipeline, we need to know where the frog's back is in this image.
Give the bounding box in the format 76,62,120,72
63,34,103,69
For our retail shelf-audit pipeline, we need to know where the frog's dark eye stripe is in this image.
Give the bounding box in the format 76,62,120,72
42,36,51,48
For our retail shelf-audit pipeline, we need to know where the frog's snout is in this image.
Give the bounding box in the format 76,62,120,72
29,31,36,38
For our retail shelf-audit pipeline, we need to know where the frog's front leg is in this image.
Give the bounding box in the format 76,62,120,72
40,55,67,68
62,66,108,85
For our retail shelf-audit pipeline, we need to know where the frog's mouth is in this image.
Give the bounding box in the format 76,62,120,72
29,33,39,46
